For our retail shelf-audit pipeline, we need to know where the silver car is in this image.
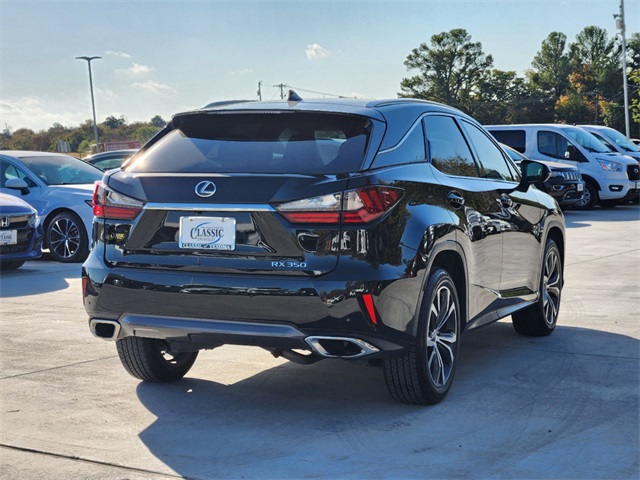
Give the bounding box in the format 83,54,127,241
0,151,102,262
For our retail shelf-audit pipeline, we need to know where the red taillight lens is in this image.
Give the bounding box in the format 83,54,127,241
93,181,144,221
276,187,403,225
342,187,403,224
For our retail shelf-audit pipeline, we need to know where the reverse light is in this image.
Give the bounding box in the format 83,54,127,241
276,186,403,225
93,181,144,221
597,158,623,172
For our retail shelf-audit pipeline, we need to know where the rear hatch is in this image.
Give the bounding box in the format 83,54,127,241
100,110,376,276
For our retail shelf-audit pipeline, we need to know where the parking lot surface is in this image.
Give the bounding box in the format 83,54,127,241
1,206,639,479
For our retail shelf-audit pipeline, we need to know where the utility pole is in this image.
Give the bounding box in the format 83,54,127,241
614,0,630,138
273,83,286,100
76,56,101,151
257,81,263,101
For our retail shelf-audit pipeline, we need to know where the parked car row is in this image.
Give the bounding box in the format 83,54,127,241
0,151,102,267
487,124,640,209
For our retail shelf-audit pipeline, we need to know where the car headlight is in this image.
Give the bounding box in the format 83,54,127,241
597,158,623,172
550,171,564,177
27,212,39,228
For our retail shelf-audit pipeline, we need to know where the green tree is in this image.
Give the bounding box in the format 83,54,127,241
102,115,127,129
150,115,166,128
400,28,493,106
528,32,572,99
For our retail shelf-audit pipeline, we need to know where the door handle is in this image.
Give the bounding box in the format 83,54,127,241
447,191,465,209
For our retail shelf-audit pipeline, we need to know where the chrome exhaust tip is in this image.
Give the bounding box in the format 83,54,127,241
305,336,379,359
89,319,121,341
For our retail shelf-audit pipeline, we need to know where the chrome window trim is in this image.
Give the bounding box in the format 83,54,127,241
143,203,275,212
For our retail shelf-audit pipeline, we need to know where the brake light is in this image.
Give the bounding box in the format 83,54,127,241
275,187,403,225
93,182,144,220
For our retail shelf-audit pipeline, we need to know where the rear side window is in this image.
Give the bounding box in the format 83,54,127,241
490,129,526,153
424,115,479,178
126,112,372,174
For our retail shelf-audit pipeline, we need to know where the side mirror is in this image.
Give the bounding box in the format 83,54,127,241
5,177,30,193
517,160,551,192
565,145,586,162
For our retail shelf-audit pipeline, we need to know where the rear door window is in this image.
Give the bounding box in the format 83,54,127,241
424,115,480,178
126,112,372,174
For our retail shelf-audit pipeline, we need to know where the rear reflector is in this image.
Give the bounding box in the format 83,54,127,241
362,294,378,325
93,182,144,221
276,186,403,225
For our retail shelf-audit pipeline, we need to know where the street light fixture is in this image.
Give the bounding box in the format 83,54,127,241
76,56,101,152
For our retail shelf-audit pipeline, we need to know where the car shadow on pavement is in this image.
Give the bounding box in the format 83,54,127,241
0,261,77,297
135,322,639,480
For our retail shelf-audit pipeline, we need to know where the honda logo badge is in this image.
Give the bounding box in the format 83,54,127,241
0,217,9,227
195,181,217,198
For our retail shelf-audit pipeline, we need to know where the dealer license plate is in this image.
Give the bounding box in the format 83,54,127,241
179,217,236,250
0,230,17,245
577,182,584,191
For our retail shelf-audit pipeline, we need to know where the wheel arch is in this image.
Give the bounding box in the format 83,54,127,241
419,241,469,333
580,174,600,191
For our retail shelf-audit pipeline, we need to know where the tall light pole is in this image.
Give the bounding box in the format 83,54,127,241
614,0,630,138
76,56,101,151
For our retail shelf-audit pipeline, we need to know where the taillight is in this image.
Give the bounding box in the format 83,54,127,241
93,181,144,220
275,187,403,225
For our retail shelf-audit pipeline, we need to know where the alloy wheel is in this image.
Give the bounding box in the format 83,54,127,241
49,217,81,260
542,248,561,327
426,284,458,388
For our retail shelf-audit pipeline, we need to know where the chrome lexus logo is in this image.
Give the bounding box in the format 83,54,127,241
195,181,217,198
0,217,9,227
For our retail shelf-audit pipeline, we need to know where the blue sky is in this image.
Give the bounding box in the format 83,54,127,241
1,0,638,131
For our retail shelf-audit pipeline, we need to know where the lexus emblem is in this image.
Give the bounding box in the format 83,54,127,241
195,181,217,198
0,217,9,228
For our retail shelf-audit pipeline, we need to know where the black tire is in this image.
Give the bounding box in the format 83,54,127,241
0,260,26,271
116,337,198,382
598,200,618,208
512,239,562,336
46,211,88,263
573,181,598,210
383,268,460,405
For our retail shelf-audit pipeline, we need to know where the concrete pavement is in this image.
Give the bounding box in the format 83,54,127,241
1,205,638,479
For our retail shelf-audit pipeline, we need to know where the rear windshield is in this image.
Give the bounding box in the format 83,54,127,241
126,112,372,174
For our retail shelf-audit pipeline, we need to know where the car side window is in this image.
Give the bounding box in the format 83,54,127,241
461,121,517,182
538,131,575,160
0,160,38,188
424,115,479,178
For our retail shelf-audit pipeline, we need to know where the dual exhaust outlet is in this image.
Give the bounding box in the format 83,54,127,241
89,319,379,359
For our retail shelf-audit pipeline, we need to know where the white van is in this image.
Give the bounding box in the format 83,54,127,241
579,125,640,163
486,124,640,209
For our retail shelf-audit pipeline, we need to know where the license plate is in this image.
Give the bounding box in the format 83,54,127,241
636,181,640,189
0,230,17,245
577,182,584,192
179,217,236,250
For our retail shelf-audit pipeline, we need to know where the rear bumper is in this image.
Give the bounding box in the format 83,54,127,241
82,251,422,358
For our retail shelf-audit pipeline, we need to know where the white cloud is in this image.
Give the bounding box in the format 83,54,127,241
0,97,84,131
305,43,331,60
95,87,116,100
106,50,132,58
116,62,154,75
132,80,175,95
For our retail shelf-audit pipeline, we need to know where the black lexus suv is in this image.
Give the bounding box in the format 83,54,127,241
83,95,565,405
